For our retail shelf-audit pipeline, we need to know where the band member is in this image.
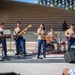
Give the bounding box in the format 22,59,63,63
65,24,75,51
37,24,47,58
0,23,7,57
47,28,59,50
14,22,27,56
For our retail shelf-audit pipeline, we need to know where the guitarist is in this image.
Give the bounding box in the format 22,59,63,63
37,24,47,58
65,24,75,51
14,22,28,56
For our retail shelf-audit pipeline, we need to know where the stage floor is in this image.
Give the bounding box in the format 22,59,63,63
0,51,65,63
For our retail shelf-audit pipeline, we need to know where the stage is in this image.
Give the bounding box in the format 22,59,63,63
0,50,74,75
0,51,65,63
0,53,74,75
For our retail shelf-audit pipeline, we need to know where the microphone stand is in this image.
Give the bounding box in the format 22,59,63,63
58,22,62,53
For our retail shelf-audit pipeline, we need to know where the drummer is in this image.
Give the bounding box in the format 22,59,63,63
47,28,59,50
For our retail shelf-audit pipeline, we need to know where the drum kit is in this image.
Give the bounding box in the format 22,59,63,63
33,31,66,54
46,30,67,54
33,32,55,54
46,37,55,53
45,31,67,54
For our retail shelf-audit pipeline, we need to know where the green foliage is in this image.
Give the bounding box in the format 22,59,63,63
68,6,75,11
54,4,59,8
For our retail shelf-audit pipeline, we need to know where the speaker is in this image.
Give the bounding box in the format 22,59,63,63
0,72,20,75
64,51,75,63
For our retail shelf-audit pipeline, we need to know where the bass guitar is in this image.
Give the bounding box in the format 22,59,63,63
66,32,75,41
13,25,32,40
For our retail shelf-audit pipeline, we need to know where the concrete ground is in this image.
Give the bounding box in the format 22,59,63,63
0,63,74,75
0,31,74,75
0,50,74,75
0,42,74,75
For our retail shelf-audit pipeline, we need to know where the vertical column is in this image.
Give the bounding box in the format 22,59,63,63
65,0,69,10
39,0,43,5
61,0,65,8
71,0,74,10
47,0,50,5
55,0,57,5
50,0,54,7
73,0,75,10
58,0,61,7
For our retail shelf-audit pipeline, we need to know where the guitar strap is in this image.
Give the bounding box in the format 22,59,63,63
16,27,22,35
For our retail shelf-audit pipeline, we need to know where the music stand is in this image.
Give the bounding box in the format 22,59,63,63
3,30,15,54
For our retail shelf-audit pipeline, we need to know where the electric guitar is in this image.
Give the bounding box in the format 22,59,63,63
13,25,32,40
66,32,75,41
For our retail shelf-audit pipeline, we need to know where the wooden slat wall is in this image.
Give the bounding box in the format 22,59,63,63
0,2,75,31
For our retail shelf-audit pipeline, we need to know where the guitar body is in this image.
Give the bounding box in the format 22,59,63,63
66,37,71,41
66,32,75,41
13,31,21,40
13,35,19,40
66,37,74,41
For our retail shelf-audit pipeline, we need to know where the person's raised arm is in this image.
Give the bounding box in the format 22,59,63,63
65,30,70,37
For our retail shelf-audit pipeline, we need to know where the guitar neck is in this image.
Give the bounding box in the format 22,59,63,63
17,25,32,36
18,27,29,36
